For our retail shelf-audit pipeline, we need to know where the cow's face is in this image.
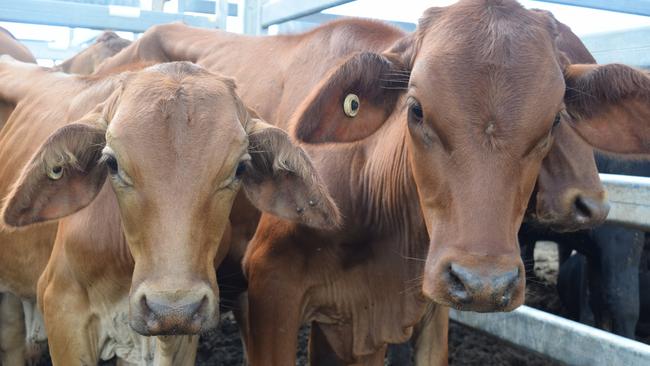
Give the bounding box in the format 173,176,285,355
291,0,650,313
103,64,249,335
404,2,569,311
528,11,609,232
58,31,131,74
530,119,609,232
2,62,340,335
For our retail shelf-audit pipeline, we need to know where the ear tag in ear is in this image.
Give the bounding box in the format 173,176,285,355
343,93,360,118
47,166,64,180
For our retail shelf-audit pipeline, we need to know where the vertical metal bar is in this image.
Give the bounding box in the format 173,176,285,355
216,0,229,29
151,0,165,11
243,0,262,35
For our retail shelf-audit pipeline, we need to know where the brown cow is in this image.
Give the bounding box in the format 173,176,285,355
0,28,35,64
54,31,131,75
0,30,128,365
0,28,44,366
96,1,650,364
0,59,338,364
528,10,608,232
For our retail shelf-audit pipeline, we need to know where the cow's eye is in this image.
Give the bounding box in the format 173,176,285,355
408,100,424,123
235,161,247,178
553,114,561,128
104,155,118,174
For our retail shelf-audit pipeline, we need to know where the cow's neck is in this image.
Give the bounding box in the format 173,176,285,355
356,118,428,252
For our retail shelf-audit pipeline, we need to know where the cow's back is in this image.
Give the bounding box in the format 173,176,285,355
0,27,36,64
183,19,405,128
0,27,35,131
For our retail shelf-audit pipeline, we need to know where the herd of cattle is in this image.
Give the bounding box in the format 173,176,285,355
0,0,649,365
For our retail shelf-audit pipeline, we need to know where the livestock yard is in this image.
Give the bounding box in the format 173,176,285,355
0,0,649,365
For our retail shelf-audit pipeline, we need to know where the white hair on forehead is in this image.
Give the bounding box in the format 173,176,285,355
145,61,206,77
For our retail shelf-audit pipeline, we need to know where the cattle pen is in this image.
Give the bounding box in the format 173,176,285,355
1,1,650,366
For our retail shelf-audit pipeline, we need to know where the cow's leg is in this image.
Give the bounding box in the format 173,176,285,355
153,335,198,366
245,262,304,366
233,292,250,366
413,304,448,366
386,341,413,366
354,345,387,366
518,226,537,279
0,292,26,366
594,225,644,338
42,279,99,365
22,299,47,364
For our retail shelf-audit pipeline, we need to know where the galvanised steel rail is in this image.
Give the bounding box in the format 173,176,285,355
450,305,650,366
600,174,650,231
0,0,238,33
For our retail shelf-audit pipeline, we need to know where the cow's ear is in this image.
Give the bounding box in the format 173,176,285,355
564,63,650,154
241,118,341,230
290,52,407,144
2,121,107,227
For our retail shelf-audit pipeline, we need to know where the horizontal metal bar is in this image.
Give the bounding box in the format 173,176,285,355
450,305,650,366
532,0,650,17
0,0,218,33
63,0,141,5
581,27,650,68
261,0,354,28
183,0,238,16
600,174,650,231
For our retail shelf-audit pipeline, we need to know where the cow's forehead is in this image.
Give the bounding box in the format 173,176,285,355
413,0,559,66
406,3,566,133
105,75,248,177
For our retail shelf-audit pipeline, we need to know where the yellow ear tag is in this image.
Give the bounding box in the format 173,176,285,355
47,166,63,180
343,94,360,117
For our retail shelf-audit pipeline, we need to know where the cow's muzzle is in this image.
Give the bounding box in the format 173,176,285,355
423,251,525,312
129,283,218,336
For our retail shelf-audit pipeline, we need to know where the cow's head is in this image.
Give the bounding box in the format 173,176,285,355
290,0,650,312
530,118,609,232
1,62,339,335
528,10,609,232
56,31,132,75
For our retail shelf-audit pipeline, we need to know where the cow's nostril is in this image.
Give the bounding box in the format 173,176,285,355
139,294,150,315
493,267,519,307
447,264,472,304
573,195,593,220
573,195,610,224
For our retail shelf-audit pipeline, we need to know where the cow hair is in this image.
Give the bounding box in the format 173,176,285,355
564,64,650,121
1,122,106,229
291,52,404,144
